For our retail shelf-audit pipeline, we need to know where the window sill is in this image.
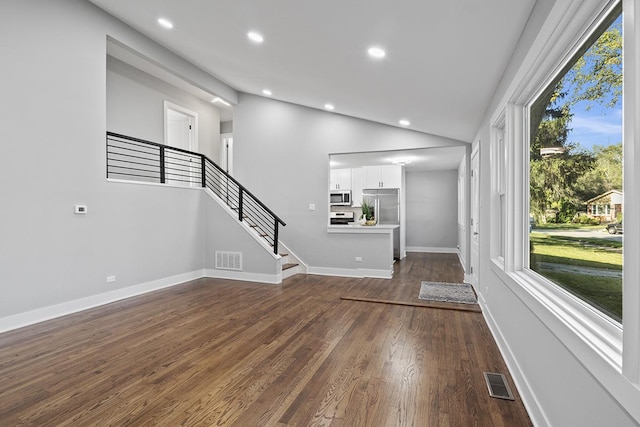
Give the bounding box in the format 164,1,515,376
504,267,623,371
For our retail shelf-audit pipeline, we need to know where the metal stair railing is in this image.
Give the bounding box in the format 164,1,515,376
106,132,286,254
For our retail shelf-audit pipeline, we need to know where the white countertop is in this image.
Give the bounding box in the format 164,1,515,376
327,224,399,234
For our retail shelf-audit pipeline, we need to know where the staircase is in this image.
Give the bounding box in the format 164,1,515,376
106,132,304,281
279,247,304,280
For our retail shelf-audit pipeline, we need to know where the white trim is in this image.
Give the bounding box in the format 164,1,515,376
278,241,308,274
0,270,205,333
205,269,281,285
406,246,458,253
281,265,301,280
622,0,640,386
307,266,393,279
505,0,625,365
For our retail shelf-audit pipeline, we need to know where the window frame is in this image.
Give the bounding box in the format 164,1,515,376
490,0,640,402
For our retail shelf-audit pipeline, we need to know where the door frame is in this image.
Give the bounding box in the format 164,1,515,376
469,144,480,287
220,133,233,175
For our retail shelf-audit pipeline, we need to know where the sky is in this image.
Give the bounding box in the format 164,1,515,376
567,101,622,151
564,14,622,152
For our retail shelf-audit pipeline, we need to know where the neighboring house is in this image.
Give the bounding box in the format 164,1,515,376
586,190,623,222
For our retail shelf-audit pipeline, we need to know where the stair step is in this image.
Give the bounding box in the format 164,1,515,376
282,263,298,271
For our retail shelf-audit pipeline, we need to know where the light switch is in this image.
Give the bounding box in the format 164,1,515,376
308,203,316,211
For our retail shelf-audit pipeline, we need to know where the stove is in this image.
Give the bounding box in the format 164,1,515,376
330,211,355,225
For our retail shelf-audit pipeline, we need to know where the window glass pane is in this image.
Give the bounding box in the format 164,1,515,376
529,10,623,323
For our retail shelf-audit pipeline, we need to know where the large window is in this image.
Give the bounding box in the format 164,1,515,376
528,7,623,322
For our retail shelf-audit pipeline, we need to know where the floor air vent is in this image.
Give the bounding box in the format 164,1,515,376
215,251,242,271
483,372,515,400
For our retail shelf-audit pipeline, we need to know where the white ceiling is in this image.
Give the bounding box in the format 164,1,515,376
90,0,536,143
330,146,466,172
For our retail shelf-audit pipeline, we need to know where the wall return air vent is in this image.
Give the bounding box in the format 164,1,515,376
215,251,242,271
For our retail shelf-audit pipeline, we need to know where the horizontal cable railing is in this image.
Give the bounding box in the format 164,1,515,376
107,132,285,254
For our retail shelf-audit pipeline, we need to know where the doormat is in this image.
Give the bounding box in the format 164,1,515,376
418,281,477,305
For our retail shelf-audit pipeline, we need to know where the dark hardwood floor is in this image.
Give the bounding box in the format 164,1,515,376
0,253,531,426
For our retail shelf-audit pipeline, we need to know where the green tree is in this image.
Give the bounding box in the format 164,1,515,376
567,21,622,109
574,143,623,202
530,15,622,223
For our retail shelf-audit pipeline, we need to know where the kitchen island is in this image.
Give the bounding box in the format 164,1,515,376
327,224,401,268
327,224,399,234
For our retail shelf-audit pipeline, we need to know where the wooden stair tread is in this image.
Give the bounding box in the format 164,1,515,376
282,263,298,271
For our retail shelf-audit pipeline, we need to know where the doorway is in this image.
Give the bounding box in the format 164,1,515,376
164,101,198,186
220,134,233,175
470,145,480,287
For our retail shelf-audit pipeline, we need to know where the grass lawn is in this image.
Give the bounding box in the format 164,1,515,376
530,233,622,269
538,270,622,322
530,232,622,322
533,223,604,231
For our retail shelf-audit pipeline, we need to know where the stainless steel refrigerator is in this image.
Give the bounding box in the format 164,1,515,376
363,188,400,259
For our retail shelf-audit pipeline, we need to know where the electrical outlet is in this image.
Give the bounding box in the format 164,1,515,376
355,257,363,262
106,275,116,283
308,203,316,211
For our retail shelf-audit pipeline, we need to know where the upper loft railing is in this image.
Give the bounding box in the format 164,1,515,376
106,132,286,254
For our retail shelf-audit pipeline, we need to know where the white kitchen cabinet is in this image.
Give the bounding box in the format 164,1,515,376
351,168,364,207
363,165,401,189
330,168,352,190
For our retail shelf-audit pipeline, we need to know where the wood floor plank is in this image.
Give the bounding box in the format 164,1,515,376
0,253,532,426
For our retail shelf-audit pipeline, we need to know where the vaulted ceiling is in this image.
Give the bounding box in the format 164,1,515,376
90,0,537,143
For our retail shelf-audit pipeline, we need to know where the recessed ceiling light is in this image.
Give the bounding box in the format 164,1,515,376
262,89,272,96
393,158,413,165
324,103,335,111
211,97,231,106
399,119,410,126
247,31,264,43
157,18,173,29
368,47,386,58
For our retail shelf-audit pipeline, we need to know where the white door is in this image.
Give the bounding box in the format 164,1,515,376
220,134,233,175
470,146,480,286
164,101,198,186
167,109,192,151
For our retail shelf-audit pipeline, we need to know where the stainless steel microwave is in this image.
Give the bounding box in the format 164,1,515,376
330,190,351,206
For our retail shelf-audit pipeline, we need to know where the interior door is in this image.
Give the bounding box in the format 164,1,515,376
167,109,192,151
470,147,480,286
165,102,197,186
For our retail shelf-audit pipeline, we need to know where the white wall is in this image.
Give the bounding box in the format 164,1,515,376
203,193,279,278
472,0,640,425
107,56,222,161
405,170,458,250
0,0,238,326
233,94,467,275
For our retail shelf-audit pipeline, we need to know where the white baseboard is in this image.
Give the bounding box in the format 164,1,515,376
0,270,205,334
205,269,281,284
406,246,458,253
479,300,549,427
307,266,393,279
457,250,467,271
